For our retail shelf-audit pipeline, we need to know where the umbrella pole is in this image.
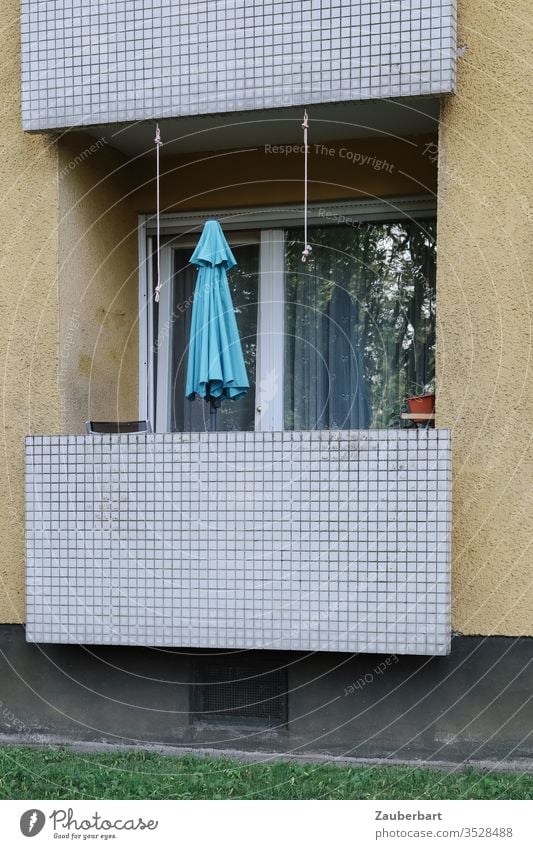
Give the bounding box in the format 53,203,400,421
209,397,217,432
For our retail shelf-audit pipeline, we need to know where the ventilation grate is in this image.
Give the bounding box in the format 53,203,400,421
192,654,288,727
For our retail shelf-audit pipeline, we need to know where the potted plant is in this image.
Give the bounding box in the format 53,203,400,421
406,380,435,424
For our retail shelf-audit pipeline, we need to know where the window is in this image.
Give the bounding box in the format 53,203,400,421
153,233,259,433
192,652,288,727
139,198,436,433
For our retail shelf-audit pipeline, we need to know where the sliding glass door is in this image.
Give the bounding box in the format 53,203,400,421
145,208,436,433
152,233,260,432
284,220,436,429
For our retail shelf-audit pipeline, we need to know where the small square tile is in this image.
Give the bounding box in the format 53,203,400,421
25,430,451,655
21,0,456,130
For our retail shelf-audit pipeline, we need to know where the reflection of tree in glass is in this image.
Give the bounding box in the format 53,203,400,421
285,220,436,429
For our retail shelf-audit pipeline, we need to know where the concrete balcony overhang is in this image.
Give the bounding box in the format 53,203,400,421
81,97,441,158
25,430,451,654
21,1,456,138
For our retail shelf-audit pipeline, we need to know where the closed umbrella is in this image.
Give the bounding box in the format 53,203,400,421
185,219,250,430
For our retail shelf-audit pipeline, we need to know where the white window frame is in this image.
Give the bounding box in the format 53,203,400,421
138,195,436,432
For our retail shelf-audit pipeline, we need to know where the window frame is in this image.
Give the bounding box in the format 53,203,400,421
138,195,437,432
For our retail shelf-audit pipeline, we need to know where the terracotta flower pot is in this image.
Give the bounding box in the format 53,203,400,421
406,393,435,424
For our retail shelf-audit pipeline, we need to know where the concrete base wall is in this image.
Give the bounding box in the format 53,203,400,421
0,627,531,763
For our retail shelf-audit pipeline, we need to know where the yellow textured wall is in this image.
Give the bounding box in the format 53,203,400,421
437,0,533,634
2,0,530,637
0,0,59,622
58,134,139,433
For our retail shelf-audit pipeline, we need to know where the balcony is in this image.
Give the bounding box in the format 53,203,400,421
21,0,456,136
25,429,451,654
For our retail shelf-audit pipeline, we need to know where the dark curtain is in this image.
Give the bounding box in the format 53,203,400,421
284,220,436,430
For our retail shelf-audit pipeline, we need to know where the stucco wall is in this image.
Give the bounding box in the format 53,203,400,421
4,0,532,637
0,0,59,623
58,134,139,434
437,0,533,635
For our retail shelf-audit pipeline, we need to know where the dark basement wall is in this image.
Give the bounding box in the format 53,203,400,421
0,628,531,763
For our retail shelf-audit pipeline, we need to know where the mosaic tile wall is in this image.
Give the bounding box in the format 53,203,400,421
25,430,451,653
21,1,456,131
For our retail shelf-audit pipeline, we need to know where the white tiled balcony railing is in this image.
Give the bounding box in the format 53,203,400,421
25,430,451,654
21,0,456,132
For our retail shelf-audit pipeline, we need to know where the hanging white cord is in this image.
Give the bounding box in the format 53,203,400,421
301,110,312,263
154,124,163,302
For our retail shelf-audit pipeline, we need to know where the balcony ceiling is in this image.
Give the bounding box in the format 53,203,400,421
83,98,440,159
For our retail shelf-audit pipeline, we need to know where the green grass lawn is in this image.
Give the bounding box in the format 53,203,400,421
0,746,531,800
